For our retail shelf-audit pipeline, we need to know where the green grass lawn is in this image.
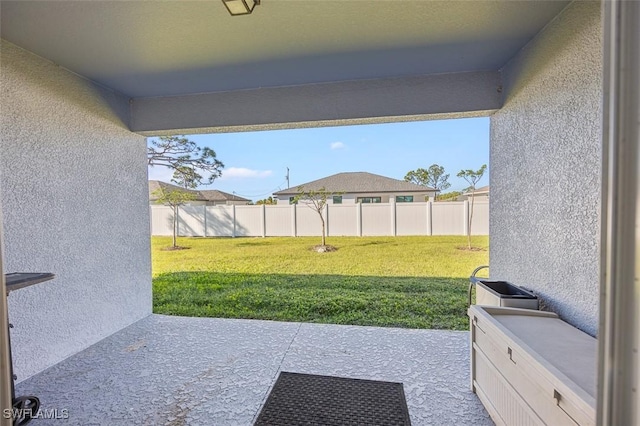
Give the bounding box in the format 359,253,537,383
152,236,489,330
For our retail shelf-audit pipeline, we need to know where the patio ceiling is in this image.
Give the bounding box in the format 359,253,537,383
0,0,570,134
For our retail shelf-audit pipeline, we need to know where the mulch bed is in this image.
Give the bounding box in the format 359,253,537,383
310,245,338,253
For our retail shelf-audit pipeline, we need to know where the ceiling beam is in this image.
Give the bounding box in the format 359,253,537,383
131,71,501,136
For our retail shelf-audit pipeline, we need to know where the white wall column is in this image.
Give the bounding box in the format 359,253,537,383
1,40,152,381
598,1,640,424
488,1,602,334
426,201,433,236
0,205,11,426
261,204,266,238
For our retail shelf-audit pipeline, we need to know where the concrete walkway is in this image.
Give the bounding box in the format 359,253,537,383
16,315,492,425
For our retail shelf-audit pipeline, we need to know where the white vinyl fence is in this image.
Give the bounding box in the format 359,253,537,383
151,201,489,237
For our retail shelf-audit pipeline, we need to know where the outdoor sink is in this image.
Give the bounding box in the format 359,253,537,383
470,277,539,310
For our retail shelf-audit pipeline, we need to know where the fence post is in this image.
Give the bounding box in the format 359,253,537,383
356,202,363,236
232,204,236,238
390,198,397,236
176,206,181,237
203,205,208,237
427,201,433,236
292,203,297,237
325,204,329,237
463,200,470,236
261,204,266,238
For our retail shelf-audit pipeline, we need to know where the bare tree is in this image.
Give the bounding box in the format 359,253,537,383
293,186,342,248
152,188,196,249
457,164,487,249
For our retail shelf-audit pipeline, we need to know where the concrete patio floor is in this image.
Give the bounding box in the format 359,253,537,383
16,315,493,425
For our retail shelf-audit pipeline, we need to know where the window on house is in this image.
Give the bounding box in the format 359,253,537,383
289,197,297,205
356,197,381,203
395,196,414,203
332,195,343,204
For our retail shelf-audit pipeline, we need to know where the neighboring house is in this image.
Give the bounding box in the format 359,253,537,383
273,172,437,205
456,185,489,201
148,180,250,206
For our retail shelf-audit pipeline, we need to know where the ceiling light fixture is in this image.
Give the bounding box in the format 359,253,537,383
222,0,260,16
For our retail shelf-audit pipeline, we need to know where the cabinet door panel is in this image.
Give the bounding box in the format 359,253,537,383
474,348,544,426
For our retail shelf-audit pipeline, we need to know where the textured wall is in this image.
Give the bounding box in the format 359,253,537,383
0,40,152,380
490,1,602,335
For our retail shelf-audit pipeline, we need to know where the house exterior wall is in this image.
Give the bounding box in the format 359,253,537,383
0,40,152,380
490,1,602,336
276,192,433,205
151,200,249,207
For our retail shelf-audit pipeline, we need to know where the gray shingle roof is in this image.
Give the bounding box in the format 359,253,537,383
148,180,250,202
149,180,188,200
273,172,436,195
198,189,249,202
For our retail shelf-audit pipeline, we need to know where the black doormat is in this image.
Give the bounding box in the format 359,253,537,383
254,372,412,426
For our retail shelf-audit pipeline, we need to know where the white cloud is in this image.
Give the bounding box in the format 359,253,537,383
222,167,273,179
147,166,174,183
330,142,346,150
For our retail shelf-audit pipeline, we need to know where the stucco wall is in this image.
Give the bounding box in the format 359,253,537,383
490,1,602,335
0,40,152,380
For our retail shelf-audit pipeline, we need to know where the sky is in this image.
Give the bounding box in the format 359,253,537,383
147,117,490,202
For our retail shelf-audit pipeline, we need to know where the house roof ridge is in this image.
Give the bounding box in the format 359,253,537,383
148,180,250,202
273,171,436,195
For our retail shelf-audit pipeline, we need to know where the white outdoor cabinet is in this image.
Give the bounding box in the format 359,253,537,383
468,306,596,426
